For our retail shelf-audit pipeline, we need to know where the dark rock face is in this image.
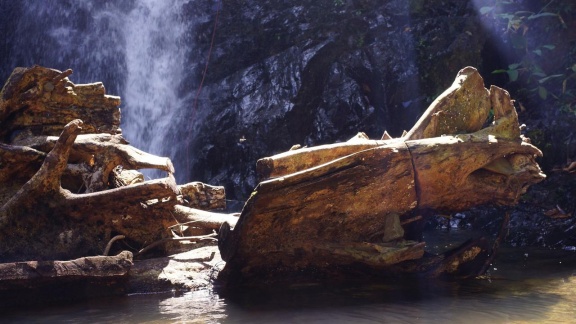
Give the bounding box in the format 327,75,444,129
172,0,488,201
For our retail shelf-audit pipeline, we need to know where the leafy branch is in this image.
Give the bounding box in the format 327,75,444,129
480,0,576,113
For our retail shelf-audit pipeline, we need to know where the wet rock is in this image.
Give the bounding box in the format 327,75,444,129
175,0,488,201
128,245,222,293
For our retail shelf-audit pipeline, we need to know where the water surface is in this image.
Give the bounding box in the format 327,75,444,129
4,230,576,323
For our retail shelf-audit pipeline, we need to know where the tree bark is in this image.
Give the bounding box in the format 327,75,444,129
0,251,132,307
173,205,239,230
0,251,132,282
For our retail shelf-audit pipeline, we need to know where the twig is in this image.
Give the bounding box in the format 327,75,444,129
135,233,218,257
168,210,186,237
102,235,125,256
401,215,423,225
537,0,555,15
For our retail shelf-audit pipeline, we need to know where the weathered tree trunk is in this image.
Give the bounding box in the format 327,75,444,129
0,251,133,307
0,66,228,262
0,251,132,282
218,67,545,285
0,67,121,141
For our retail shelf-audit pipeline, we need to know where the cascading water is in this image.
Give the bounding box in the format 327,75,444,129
121,0,191,168
1,0,198,181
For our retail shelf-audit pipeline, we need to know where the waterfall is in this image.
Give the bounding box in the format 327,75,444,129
121,0,191,165
2,0,196,180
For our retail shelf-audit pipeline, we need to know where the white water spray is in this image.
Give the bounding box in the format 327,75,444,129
121,0,190,166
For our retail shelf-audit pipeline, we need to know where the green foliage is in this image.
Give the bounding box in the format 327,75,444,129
492,56,564,100
480,0,576,114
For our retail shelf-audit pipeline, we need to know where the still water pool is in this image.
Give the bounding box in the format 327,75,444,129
3,230,576,323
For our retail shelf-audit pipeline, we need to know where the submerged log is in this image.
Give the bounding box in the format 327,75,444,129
0,66,227,262
218,67,545,284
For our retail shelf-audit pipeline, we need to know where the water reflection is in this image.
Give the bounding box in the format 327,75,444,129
4,230,576,323
157,290,228,323
216,274,575,323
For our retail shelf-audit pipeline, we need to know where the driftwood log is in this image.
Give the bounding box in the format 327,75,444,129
0,66,235,262
218,67,545,285
0,251,133,308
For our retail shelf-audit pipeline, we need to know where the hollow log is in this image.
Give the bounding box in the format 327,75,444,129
218,67,545,284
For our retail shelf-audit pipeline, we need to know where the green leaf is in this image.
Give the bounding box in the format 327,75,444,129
533,49,542,56
508,69,519,81
479,6,493,15
571,64,576,73
528,12,557,20
492,69,508,74
508,63,521,70
542,44,556,50
538,86,548,99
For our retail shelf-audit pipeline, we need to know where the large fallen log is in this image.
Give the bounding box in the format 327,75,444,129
218,67,545,285
0,66,228,262
0,251,133,308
